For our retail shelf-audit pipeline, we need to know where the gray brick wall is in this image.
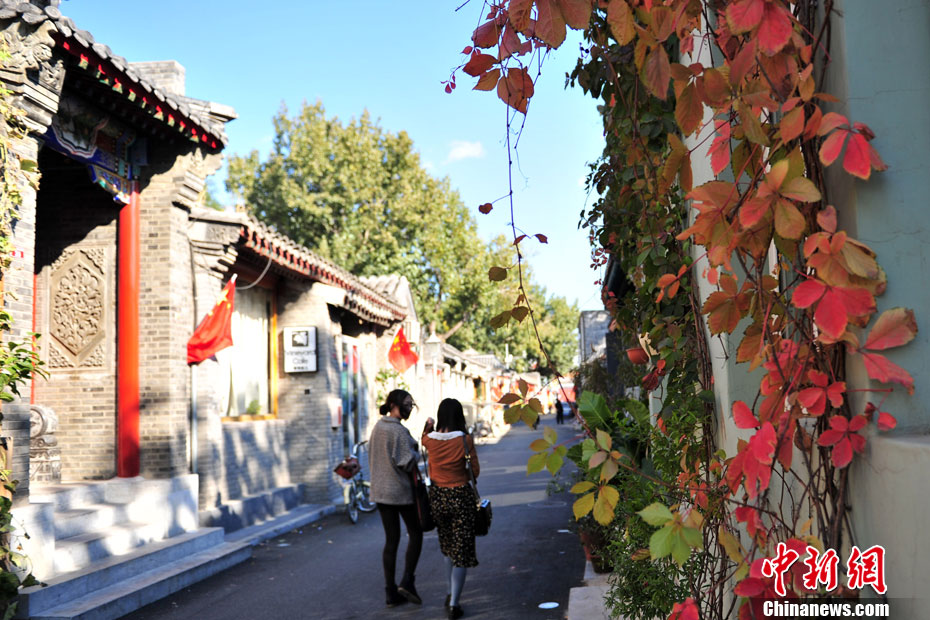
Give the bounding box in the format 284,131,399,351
32,147,119,482
3,134,40,502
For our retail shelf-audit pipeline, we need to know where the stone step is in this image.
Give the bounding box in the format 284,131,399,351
199,484,303,533
17,528,229,617
53,521,174,576
53,504,131,540
26,540,251,620
31,477,197,513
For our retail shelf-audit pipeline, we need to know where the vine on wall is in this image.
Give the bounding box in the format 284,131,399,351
0,43,43,618
453,1,912,618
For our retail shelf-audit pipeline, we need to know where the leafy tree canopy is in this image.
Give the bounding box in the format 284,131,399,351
226,101,577,375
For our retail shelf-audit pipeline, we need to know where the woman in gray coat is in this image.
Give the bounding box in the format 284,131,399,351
369,389,423,607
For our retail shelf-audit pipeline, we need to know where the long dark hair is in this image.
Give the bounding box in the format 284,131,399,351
380,389,413,417
436,398,467,433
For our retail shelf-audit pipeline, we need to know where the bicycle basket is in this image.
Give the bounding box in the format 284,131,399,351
334,456,360,479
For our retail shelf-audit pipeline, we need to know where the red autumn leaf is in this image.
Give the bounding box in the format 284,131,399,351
817,205,837,233
738,197,772,229
877,411,897,431
472,19,501,48
779,106,805,143
757,1,793,55
860,351,916,394
831,437,853,468
461,46,474,55
818,415,868,468
675,82,703,136
709,120,732,175
606,0,635,45
669,598,700,620
843,132,872,180
463,53,497,77
726,0,763,34
535,0,567,48
818,112,850,136
702,68,731,107
642,44,671,100
474,68,501,91
733,400,760,429
478,202,493,214
535,233,548,244
508,0,534,33
499,24,529,61
497,67,534,113
556,0,594,30
819,129,848,166
864,307,918,351
444,83,453,94
734,576,768,599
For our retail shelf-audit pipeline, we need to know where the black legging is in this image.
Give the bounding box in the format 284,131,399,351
377,503,423,588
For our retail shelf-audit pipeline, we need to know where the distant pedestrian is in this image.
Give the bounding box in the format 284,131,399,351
422,398,480,620
555,399,564,425
369,389,423,608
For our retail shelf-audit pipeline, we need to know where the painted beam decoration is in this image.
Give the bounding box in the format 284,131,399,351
57,36,222,150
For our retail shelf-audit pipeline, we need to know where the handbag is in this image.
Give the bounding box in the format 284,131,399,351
463,435,492,536
412,458,435,532
333,456,360,480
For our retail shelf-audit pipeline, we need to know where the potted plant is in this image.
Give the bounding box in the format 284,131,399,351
576,515,612,573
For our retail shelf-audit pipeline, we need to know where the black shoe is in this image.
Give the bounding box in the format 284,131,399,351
397,580,422,605
444,594,451,609
385,587,408,608
447,604,464,619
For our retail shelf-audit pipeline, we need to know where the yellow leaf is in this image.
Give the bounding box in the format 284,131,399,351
570,481,596,494
593,491,616,525
543,425,558,444
529,439,550,452
595,428,612,451
718,526,746,564
573,492,596,520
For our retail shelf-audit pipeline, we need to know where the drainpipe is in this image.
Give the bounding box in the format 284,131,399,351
117,182,140,478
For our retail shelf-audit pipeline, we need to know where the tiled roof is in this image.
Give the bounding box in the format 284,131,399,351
0,1,227,146
239,217,407,326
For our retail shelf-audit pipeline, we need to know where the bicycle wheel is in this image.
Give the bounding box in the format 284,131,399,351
357,480,376,512
347,481,360,524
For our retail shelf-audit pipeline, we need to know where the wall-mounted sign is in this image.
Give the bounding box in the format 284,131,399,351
283,327,317,373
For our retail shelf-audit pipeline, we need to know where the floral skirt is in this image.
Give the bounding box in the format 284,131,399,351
429,484,478,568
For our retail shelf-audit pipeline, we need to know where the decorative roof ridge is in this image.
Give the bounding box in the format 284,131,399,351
240,215,406,324
0,1,229,146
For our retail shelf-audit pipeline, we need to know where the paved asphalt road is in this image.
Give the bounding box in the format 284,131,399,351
124,416,588,620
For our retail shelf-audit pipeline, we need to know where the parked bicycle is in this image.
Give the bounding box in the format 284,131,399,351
334,440,377,523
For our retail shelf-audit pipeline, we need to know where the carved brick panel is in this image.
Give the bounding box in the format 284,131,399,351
48,247,110,368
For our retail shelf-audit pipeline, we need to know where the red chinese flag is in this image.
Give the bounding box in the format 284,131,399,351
187,277,236,365
388,327,418,373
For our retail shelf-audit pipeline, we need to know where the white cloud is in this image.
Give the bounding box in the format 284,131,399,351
446,140,485,163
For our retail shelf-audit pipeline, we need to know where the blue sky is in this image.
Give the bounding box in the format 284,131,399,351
63,1,606,310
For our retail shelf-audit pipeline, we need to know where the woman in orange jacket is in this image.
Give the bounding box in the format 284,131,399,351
422,398,480,620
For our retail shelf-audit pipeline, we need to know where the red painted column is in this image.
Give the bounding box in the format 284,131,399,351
117,183,140,477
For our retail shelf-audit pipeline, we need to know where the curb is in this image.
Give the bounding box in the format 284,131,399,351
567,560,614,620
224,504,339,547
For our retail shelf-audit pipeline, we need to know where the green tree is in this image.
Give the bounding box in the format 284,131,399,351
226,101,577,373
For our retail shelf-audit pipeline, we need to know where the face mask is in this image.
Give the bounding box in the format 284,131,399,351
401,399,414,419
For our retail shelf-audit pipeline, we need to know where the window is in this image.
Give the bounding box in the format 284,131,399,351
226,285,274,418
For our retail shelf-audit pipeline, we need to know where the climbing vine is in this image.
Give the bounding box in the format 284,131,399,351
0,43,43,618
453,1,912,618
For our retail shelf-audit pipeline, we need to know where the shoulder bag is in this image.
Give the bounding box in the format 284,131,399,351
463,435,492,536
412,452,435,532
